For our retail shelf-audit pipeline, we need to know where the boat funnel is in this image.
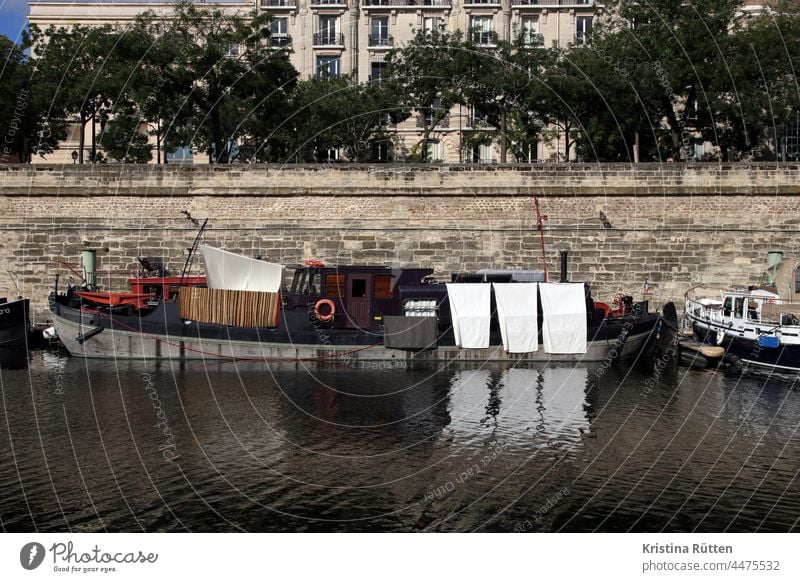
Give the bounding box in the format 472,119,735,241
82,249,97,290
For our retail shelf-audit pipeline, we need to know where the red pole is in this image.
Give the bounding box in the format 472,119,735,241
531,191,548,282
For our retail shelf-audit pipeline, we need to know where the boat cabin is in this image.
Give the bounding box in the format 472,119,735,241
284,263,443,332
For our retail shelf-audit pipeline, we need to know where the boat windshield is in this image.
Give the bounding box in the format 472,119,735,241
734,297,745,319
289,268,320,296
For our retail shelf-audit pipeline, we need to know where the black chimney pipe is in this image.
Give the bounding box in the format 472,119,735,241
560,250,568,283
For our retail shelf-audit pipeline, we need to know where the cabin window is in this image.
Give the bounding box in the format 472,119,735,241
723,297,732,317
747,299,759,321
734,297,745,319
306,272,319,296
325,274,345,298
374,274,394,299
351,278,367,298
290,269,306,294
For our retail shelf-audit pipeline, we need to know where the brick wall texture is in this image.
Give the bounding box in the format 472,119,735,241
2,163,799,321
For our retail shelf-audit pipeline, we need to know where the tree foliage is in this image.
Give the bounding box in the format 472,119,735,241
4,0,800,163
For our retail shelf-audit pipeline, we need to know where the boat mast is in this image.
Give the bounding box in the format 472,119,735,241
180,212,209,285
531,191,548,282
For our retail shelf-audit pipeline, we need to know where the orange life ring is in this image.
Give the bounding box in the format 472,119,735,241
314,299,336,322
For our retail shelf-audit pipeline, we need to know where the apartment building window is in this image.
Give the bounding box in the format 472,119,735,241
575,16,592,45
316,56,340,78
317,15,340,45
467,103,489,127
470,16,494,46
270,18,290,48
166,146,193,164
514,141,538,163
370,61,386,83
426,140,442,162
423,96,442,126
469,143,494,164
520,16,540,46
370,17,391,47
423,17,442,35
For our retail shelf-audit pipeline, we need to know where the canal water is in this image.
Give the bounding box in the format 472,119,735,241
1,352,798,532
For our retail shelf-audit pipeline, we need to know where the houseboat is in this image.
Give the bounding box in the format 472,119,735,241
685,251,800,373
48,246,660,363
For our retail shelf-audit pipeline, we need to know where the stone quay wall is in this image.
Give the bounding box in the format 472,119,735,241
2,163,800,322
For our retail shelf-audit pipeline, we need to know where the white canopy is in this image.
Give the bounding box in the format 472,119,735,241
200,245,284,293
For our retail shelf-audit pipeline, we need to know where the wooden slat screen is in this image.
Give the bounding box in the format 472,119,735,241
179,287,281,328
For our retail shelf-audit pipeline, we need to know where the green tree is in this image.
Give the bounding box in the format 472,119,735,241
460,31,551,163
600,0,742,160
31,24,130,163
384,28,471,161
276,77,401,163
148,1,296,163
99,110,151,163
0,33,67,162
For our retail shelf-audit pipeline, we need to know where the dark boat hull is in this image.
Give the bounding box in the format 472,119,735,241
0,298,30,348
51,297,659,363
692,322,800,373
0,298,31,368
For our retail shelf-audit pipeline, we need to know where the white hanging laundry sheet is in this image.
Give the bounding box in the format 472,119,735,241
446,283,491,349
492,283,539,353
200,245,284,293
539,283,587,354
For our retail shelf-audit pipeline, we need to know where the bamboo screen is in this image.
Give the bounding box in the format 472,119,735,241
179,287,281,328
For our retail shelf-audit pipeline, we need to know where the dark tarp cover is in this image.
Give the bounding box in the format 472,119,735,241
383,316,438,350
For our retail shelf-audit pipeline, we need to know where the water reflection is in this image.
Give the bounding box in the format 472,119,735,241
2,354,798,532
447,366,590,447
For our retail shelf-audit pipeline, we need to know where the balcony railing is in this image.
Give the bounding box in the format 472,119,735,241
310,0,346,4
471,31,496,46
313,32,345,46
416,113,450,129
368,35,394,48
521,32,545,46
363,0,451,7
511,0,594,6
467,115,490,128
260,0,295,7
269,34,292,48
464,0,500,5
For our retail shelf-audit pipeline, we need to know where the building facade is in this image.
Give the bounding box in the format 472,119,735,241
27,1,768,163
28,0,606,164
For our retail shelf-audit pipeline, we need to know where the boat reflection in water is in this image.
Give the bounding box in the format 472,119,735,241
6,354,800,532
447,366,590,447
